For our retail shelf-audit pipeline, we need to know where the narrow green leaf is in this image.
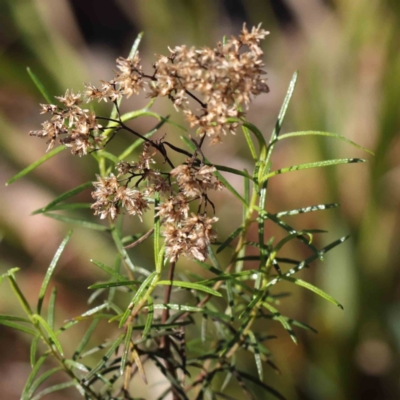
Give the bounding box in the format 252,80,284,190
30,335,40,367
32,314,64,355
111,227,149,275
0,320,36,336
64,359,89,372
32,182,92,215
90,259,132,282
238,369,285,400
263,158,366,181
44,213,109,231
247,331,263,381
21,354,48,399
27,67,52,103
26,367,63,399
217,226,243,254
282,276,343,309
143,296,154,337
242,124,258,160
7,274,33,316
262,302,297,344
276,203,339,217
37,231,72,315
157,280,222,297
83,333,124,382
6,146,65,186
213,164,255,181
30,381,77,400
0,314,31,323
151,304,204,313
270,71,298,142
47,287,57,330
121,324,133,374
93,150,119,164
72,318,100,360
88,280,140,289
277,131,374,155
40,203,92,211
119,272,158,327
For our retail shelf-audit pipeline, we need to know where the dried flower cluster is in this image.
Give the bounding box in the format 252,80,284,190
150,23,269,143
29,24,270,262
29,90,103,155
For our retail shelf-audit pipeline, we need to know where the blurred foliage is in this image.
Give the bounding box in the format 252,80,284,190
0,0,399,399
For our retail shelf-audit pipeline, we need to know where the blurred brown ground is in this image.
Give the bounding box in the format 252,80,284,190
1,1,400,399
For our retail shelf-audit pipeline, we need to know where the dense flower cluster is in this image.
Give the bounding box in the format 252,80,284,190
150,23,269,143
29,90,103,155
29,24,269,262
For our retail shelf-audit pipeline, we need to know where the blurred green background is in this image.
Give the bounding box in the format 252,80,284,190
1,0,399,399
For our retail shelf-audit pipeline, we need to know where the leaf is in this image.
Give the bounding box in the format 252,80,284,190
270,71,298,142
0,320,36,336
27,67,52,103
37,231,72,315
47,287,57,330
44,213,109,231
72,318,100,360
277,131,374,155
263,158,366,181
242,124,258,160
238,369,286,400
217,226,243,254
90,259,133,282
212,164,255,181
282,276,343,309
151,304,204,313
262,302,297,344
32,314,64,356
30,335,40,367
6,146,65,186
39,203,92,211
21,354,48,399
7,274,33,316
157,280,222,297
83,333,124,382
30,381,78,400
143,296,154,337
88,280,140,289
276,203,339,218
119,271,159,327
32,182,92,215
26,367,64,399
247,331,263,381
121,323,133,374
